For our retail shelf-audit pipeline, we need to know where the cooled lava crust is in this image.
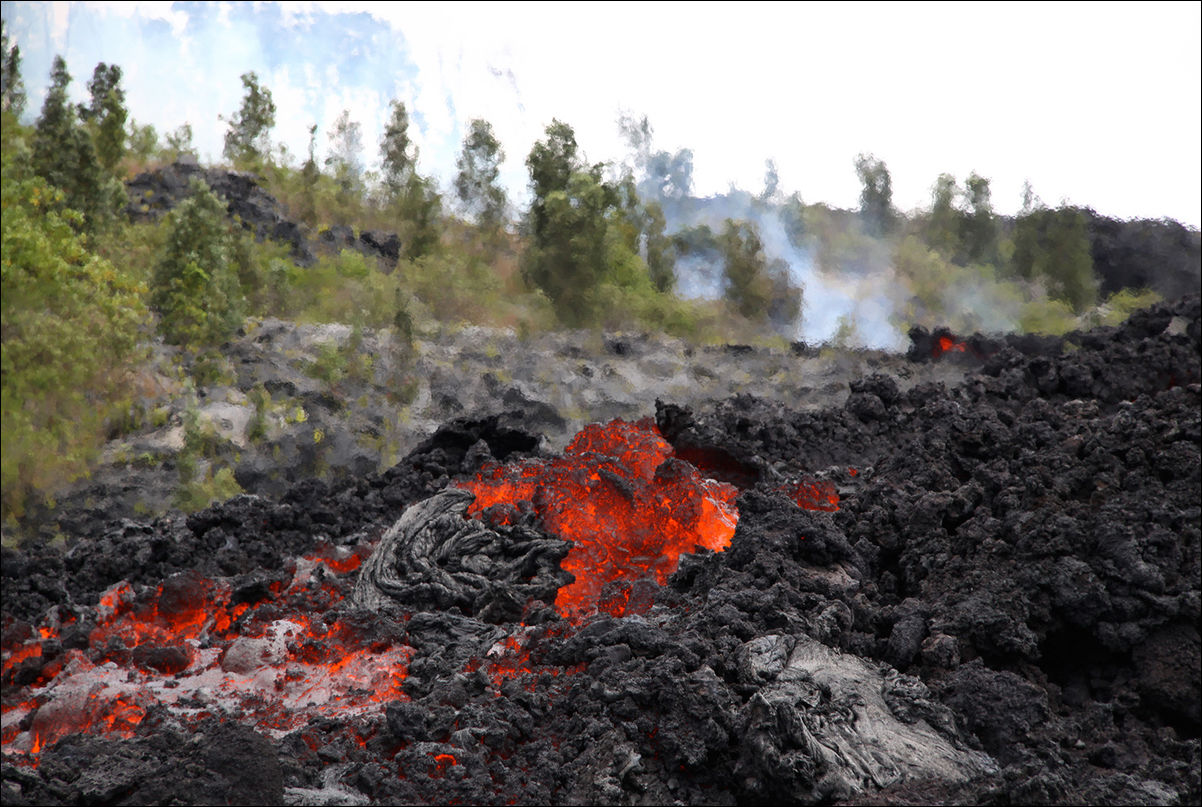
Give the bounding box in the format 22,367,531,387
2,296,1200,806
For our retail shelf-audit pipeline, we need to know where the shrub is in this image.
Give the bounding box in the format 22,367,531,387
1,144,148,519
150,179,244,348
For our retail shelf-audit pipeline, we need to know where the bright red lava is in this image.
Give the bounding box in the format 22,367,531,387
460,419,740,620
1,544,407,765
460,418,840,619
3,418,842,767
933,335,969,359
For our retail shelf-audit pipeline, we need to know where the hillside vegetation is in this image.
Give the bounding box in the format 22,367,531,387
1,28,1196,525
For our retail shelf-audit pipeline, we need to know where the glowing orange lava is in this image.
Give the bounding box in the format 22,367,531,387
933,335,969,359
2,550,409,764
782,476,840,512
460,419,739,619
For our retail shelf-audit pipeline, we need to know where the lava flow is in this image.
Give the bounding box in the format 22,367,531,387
459,418,845,620
933,334,969,359
460,418,740,619
1,543,408,765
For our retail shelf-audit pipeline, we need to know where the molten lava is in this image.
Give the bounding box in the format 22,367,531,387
1,545,407,765
782,476,840,512
2,418,842,768
932,334,969,359
460,419,740,619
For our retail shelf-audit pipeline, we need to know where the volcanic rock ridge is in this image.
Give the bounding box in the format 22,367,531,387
2,295,1199,806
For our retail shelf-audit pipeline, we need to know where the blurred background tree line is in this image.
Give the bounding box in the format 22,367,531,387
1,24,1185,521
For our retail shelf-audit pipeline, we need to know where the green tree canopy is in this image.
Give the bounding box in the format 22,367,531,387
31,56,114,232
960,172,998,266
526,119,579,240
855,153,895,236
454,118,507,229
719,218,801,329
150,179,244,347
380,99,415,200
1010,189,1097,313
924,173,960,257
325,108,363,198
79,62,127,171
222,71,276,169
1,20,25,118
1,142,147,518
380,99,441,258
643,200,676,293
523,168,614,324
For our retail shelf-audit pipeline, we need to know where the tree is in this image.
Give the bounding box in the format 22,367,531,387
525,118,579,241
379,99,441,258
1041,206,1096,312
298,123,319,227
855,153,895,236
643,200,675,293
2,144,147,518
31,56,111,232
222,71,275,168
761,158,780,202
522,168,612,324
126,118,159,163
78,63,127,171
325,108,363,199
719,218,801,329
150,179,244,347
454,118,507,229
780,192,807,251
618,113,692,203
380,100,415,200
1,20,25,118
960,172,998,265
1009,187,1097,312
164,122,195,160
924,173,961,257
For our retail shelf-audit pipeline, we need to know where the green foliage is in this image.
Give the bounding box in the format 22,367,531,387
892,235,1027,333
1094,288,1163,327
806,204,891,277
298,124,319,227
960,172,998,266
924,173,961,257
126,118,159,163
522,168,613,325
780,192,806,251
525,119,579,241
150,179,245,347
163,123,195,161
1010,202,1097,312
325,108,363,214
521,120,683,327
855,153,895,236
378,100,441,258
718,219,802,330
1,21,25,119
277,249,405,327
455,118,507,229
222,71,276,169
1018,297,1078,335
380,100,414,200
31,56,120,233
643,200,676,293
1,141,148,518
79,63,127,172
176,466,243,514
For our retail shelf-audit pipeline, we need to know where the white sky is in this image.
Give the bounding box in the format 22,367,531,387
4,1,1201,226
